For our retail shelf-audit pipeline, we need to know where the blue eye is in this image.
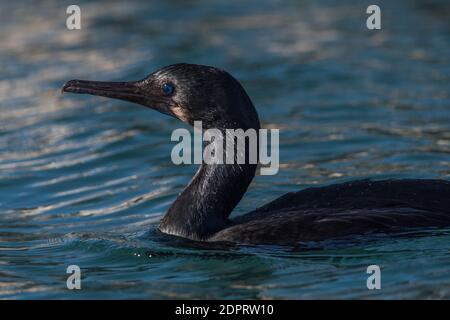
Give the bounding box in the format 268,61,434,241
162,83,174,95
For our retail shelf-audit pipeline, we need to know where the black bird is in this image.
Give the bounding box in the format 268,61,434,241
62,63,450,245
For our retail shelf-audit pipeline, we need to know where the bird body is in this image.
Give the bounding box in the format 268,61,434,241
211,179,450,244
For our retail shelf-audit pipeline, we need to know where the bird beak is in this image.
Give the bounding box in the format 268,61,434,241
62,79,172,117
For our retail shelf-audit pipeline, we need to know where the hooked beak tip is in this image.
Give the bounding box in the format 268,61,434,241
61,80,77,93
61,80,79,94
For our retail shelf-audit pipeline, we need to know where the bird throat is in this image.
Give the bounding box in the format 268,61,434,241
158,128,258,241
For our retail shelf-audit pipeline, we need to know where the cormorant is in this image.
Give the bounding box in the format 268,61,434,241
62,63,450,245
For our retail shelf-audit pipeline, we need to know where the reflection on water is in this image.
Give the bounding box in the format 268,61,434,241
0,0,449,299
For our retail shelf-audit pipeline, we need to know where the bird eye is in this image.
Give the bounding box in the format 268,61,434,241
162,83,174,96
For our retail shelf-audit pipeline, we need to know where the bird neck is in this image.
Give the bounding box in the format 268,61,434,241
159,125,259,241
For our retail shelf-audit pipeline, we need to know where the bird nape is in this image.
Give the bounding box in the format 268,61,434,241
62,63,450,245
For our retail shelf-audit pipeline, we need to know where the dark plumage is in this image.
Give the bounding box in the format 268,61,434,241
63,63,450,245
212,179,450,244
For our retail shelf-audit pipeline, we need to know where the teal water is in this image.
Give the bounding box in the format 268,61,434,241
1,0,450,299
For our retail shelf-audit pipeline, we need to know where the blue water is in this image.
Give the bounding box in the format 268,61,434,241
1,0,450,299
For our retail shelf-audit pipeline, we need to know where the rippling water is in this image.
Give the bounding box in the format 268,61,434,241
1,0,450,299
